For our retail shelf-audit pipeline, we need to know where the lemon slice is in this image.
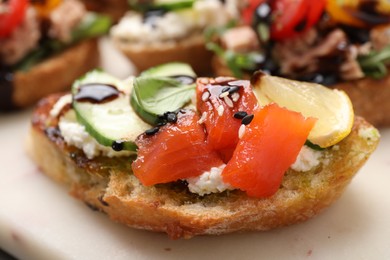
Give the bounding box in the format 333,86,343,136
251,72,354,148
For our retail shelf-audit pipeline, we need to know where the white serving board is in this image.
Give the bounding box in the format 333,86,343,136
1,38,390,260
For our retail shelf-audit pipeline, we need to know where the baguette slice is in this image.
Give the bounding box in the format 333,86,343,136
1,39,99,111
28,93,379,239
112,33,213,75
212,56,390,127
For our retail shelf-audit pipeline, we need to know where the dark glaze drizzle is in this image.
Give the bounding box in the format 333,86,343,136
347,0,390,26
0,66,16,111
205,79,247,98
143,9,167,28
249,0,377,86
74,83,121,104
111,140,124,151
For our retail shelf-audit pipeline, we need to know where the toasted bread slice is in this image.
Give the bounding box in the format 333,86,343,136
27,93,379,239
212,56,390,127
1,39,99,111
112,33,213,75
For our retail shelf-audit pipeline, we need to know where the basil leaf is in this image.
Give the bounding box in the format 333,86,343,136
71,13,111,42
358,44,390,79
131,77,195,124
207,42,263,78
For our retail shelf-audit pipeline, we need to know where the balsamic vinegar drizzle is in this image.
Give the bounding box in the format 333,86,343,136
111,140,124,151
74,83,121,104
143,9,167,28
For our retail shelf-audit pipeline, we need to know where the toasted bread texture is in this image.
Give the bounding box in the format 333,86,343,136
28,93,379,239
1,39,99,111
112,33,213,75
212,56,390,127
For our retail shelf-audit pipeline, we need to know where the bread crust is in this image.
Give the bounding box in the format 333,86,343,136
27,94,379,239
112,33,213,75
4,39,99,110
212,55,390,127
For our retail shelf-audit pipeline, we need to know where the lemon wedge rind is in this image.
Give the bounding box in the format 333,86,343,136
252,73,354,148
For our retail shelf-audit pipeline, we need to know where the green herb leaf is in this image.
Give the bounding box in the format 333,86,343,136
128,0,194,12
206,42,263,78
358,44,390,79
131,77,195,124
71,13,111,42
14,13,111,72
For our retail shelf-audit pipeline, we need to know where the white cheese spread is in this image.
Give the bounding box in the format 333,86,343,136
186,164,234,196
49,93,72,118
58,110,133,159
290,145,323,172
358,126,380,145
110,0,235,44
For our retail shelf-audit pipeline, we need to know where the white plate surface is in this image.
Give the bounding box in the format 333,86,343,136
1,39,390,260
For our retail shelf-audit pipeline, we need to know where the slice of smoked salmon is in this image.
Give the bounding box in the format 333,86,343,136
196,78,258,159
222,103,317,198
132,110,224,186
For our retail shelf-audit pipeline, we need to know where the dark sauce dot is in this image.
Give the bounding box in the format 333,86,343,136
145,127,160,136
260,58,279,75
156,120,167,127
349,2,390,26
242,114,254,125
143,9,167,28
171,75,196,85
294,17,307,32
340,25,370,44
111,140,124,151
74,83,120,104
298,73,339,86
234,111,248,119
165,112,178,123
